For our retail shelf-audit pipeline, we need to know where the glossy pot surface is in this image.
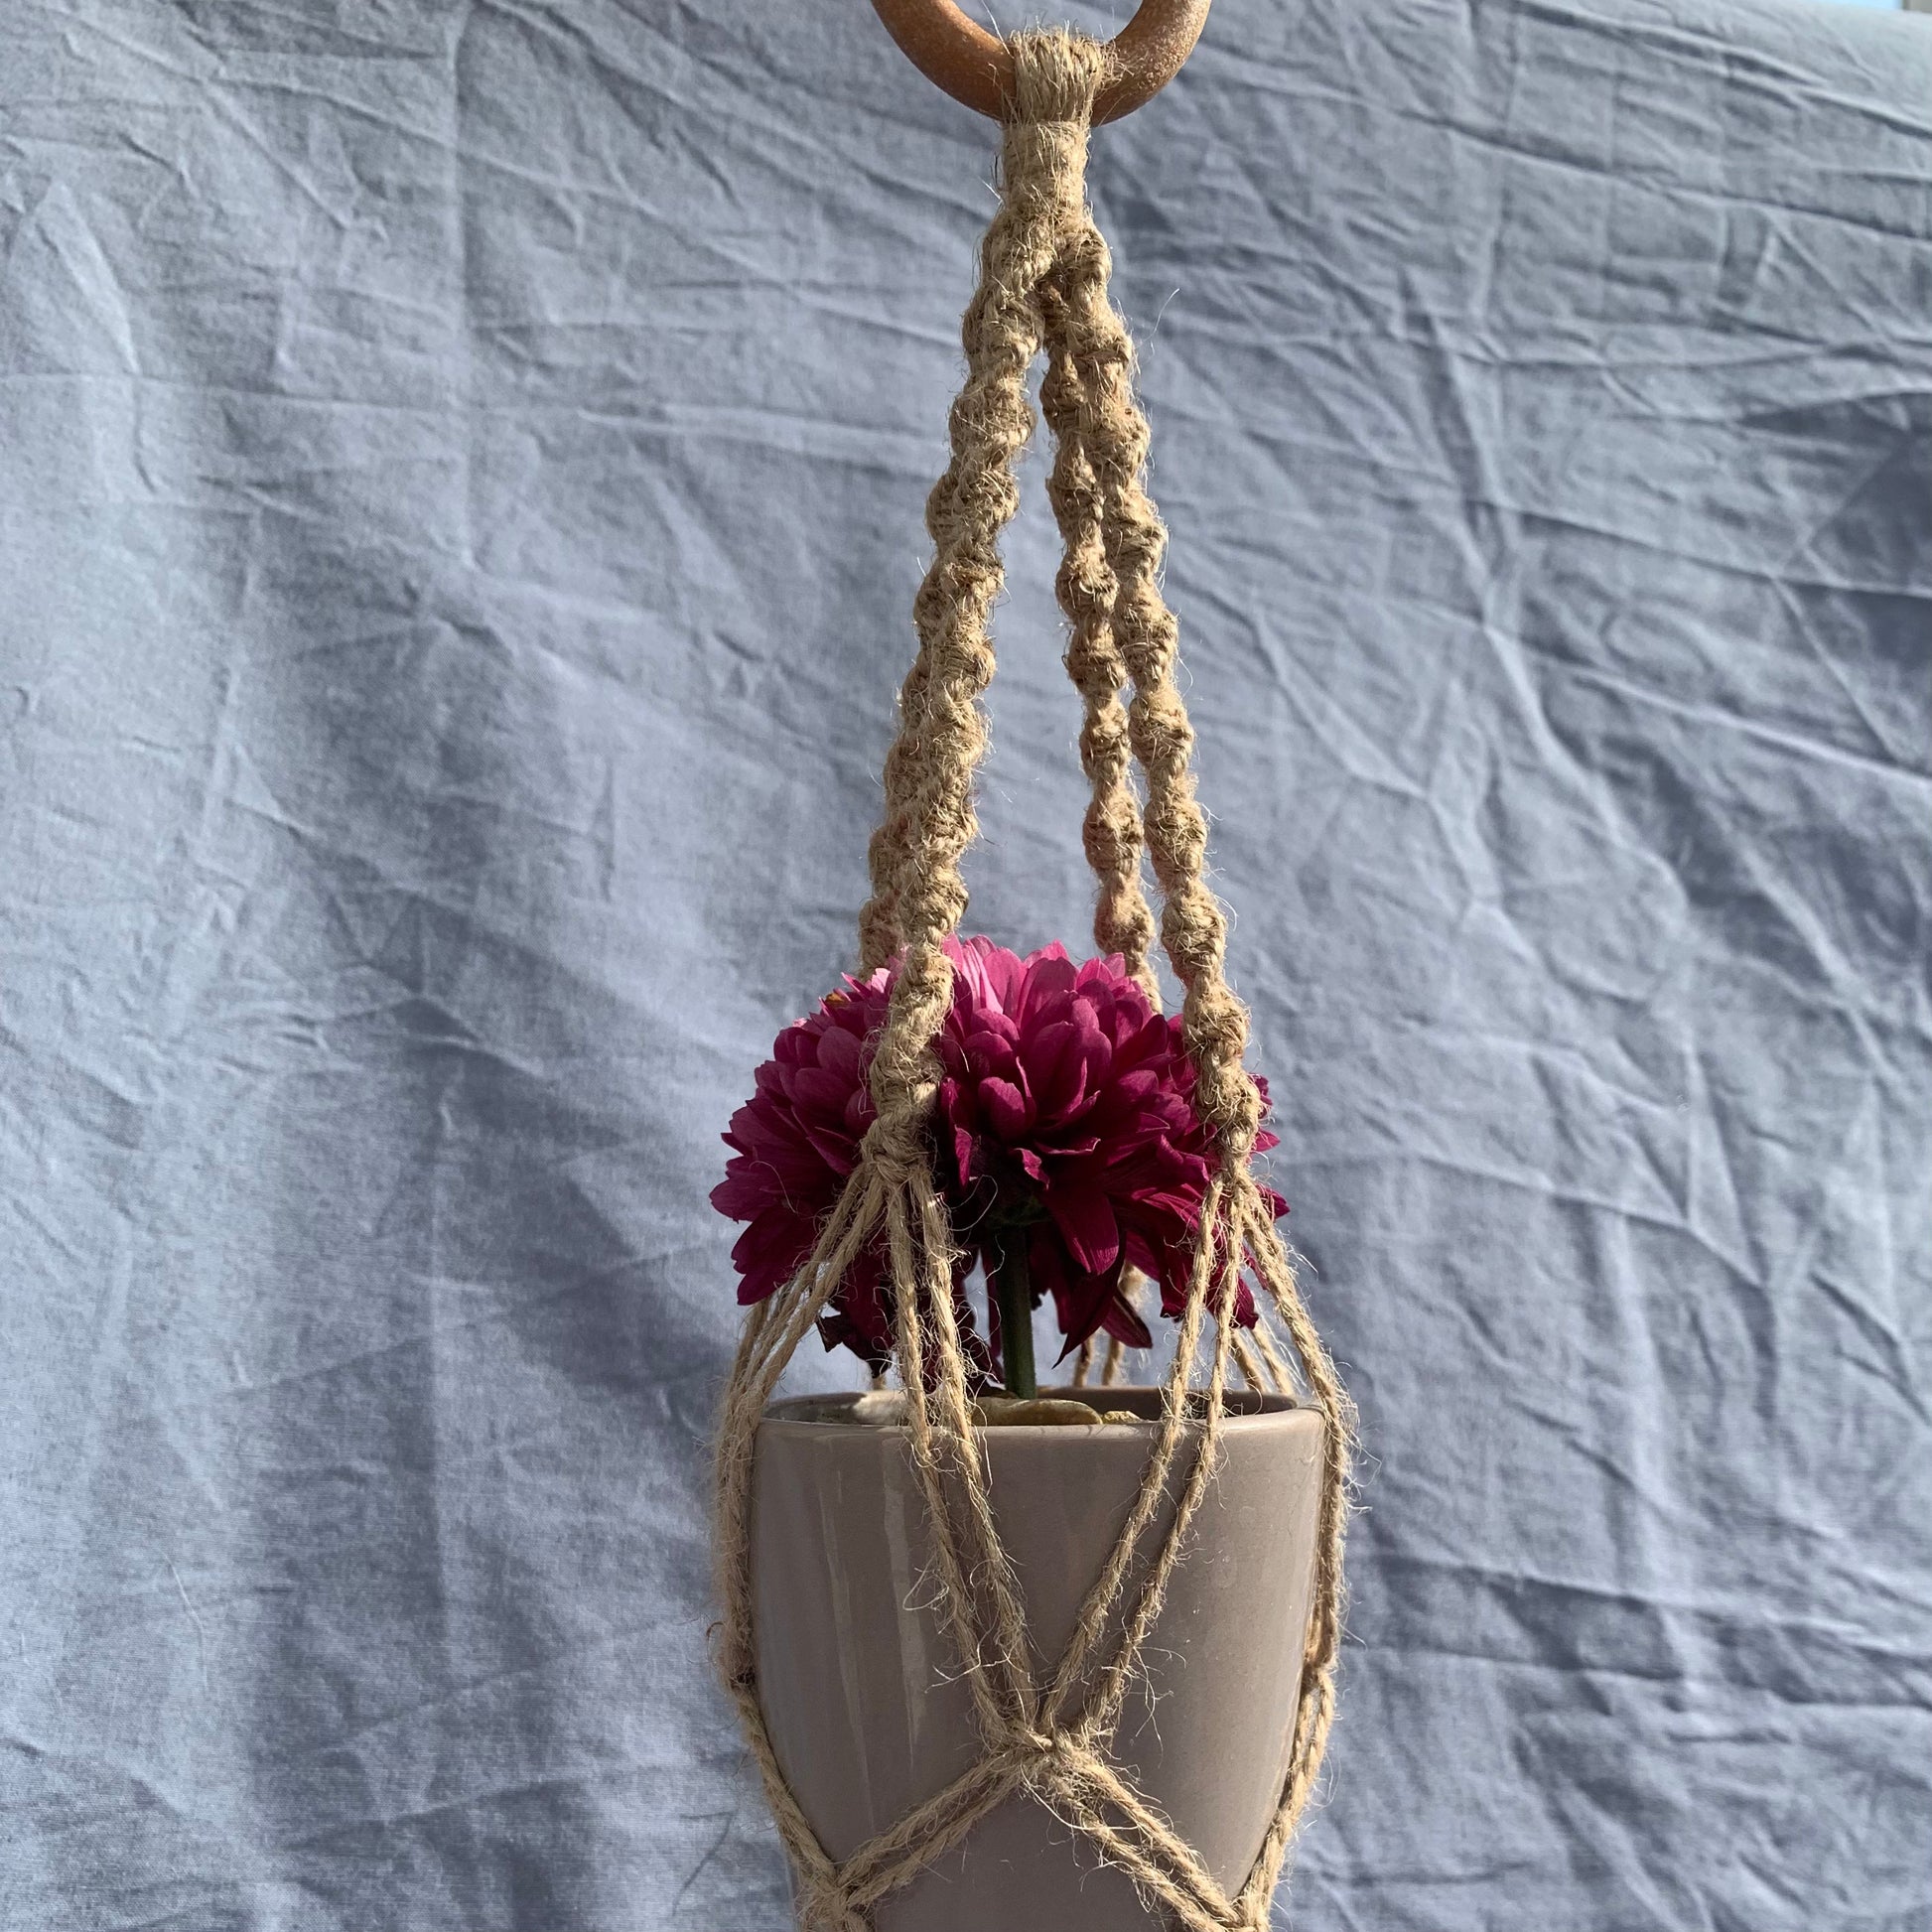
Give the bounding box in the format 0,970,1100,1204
751,1386,1324,1930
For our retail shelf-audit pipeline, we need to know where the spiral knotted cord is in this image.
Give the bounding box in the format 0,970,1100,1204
715,33,1354,1929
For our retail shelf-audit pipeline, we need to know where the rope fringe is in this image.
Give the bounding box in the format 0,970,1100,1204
716,31,1353,1929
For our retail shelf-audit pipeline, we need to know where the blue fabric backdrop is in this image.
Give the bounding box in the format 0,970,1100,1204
2,0,1928,1926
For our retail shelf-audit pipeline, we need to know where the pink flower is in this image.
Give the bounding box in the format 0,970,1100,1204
711,937,1286,1383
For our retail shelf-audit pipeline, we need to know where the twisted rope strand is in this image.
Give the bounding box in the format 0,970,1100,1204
1234,1190,1357,1917
1038,260,1160,994
911,1171,1039,1726
857,46,1097,979
1040,218,1259,1158
1070,1220,1242,1749
837,1753,1022,1912
886,1185,1023,1740
1032,177,1358,1897
1059,1753,1232,1927
1042,1173,1224,1726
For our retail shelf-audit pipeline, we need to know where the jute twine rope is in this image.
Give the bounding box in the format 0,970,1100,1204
715,33,1354,1930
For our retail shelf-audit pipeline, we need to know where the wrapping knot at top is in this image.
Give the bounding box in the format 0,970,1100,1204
1006,25,1107,124
1005,121,1089,183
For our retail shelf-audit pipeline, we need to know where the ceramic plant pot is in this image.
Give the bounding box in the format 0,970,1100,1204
751,1385,1325,1930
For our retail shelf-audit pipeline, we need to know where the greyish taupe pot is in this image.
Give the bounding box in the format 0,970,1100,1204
751,1386,1325,1930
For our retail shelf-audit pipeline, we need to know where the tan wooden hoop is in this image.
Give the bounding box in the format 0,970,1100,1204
869,0,1211,123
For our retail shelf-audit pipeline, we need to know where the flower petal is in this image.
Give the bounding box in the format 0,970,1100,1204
1102,1292,1154,1351
980,1076,1033,1140
716,932,1283,1378
1047,1185,1120,1276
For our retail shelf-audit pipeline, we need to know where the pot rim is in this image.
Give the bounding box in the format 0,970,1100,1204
760,1386,1316,1436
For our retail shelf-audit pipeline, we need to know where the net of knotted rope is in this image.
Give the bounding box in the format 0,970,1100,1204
713,31,1354,1931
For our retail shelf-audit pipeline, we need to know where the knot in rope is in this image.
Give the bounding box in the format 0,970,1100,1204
1006,1723,1081,1776
861,1107,932,1190
797,1886,869,1932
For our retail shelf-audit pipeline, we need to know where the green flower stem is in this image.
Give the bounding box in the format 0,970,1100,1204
990,1232,1036,1401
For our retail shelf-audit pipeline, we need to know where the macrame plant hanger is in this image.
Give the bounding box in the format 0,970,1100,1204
715,16,1354,1930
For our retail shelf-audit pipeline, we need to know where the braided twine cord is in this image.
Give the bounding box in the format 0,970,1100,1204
714,33,1354,1931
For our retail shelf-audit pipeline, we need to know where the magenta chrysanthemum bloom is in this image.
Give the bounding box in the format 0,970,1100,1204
711,936,1286,1385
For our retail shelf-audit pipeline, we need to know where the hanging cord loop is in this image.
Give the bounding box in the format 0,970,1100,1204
717,32,1353,1931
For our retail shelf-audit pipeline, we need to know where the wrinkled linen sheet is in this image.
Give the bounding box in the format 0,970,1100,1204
2,0,1928,1926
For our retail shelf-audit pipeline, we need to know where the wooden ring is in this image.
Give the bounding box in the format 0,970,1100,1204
869,0,1211,125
